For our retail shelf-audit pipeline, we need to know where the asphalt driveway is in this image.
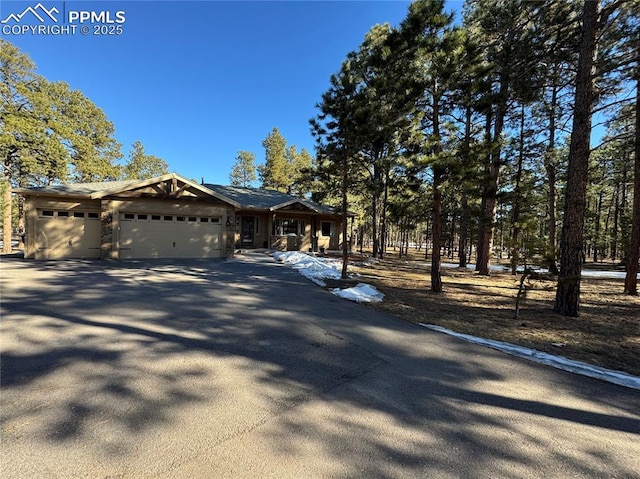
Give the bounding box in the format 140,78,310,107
1,253,639,478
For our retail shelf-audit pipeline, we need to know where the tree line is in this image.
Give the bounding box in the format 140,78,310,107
228,126,313,197
2,0,638,316
1,40,169,251
307,0,639,314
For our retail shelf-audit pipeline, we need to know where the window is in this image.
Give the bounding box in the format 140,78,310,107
188,216,197,222
87,212,99,219
164,215,173,221
73,212,85,218
273,218,304,235
151,215,161,221
138,214,148,220
42,210,54,217
255,217,260,234
321,221,333,237
282,219,298,235
124,213,135,220
200,217,209,223
176,216,185,222
57,211,69,217
211,217,220,223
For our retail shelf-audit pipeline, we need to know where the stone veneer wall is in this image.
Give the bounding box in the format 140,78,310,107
100,200,114,259
226,207,236,257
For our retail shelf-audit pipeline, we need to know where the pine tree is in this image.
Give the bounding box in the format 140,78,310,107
414,3,460,292
554,0,601,316
464,0,546,276
1,40,122,252
229,150,257,187
122,141,168,180
260,127,288,192
288,147,313,197
625,50,639,295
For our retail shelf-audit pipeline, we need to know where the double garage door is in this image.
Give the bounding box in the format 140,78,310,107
119,213,223,259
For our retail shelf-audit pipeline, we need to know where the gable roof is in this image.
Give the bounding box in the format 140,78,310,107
14,179,140,197
14,173,241,207
205,184,345,215
14,174,349,217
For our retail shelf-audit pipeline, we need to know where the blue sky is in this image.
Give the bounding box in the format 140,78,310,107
3,1,469,185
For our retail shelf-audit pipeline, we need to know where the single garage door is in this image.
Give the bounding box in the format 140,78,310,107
119,213,223,259
35,209,101,259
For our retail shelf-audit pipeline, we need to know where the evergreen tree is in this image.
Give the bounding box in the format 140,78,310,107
229,150,257,187
122,141,168,180
464,0,546,276
554,0,601,316
1,40,122,252
41,81,122,183
403,0,462,292
260,127,288,191
287,146,314,197
625,50,639,295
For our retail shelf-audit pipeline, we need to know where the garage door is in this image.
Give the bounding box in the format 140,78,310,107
36,210,101,259
119,213,223,259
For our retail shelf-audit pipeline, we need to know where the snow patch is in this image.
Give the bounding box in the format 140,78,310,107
331,283,384,303
272,251,383,302
420,323,640,390
272,251,342,287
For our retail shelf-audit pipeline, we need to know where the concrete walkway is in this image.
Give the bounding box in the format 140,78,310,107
1,254,639,478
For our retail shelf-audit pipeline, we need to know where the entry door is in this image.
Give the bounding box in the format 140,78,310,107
241,216,255,247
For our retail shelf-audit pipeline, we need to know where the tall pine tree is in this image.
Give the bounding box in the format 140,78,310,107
229,150,257,187
260,127,288,192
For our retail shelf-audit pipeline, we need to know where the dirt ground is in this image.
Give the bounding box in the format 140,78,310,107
330,249,640,377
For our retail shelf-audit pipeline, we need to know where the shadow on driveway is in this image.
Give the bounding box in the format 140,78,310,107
1,256,639,478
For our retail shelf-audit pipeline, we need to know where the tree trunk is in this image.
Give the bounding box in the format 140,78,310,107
431,167,443,292
510,106,526,275
341,156,349,280
371,187,379,258
478,88,507,275
594,188,603,262
431,90,443,293
611,180,620,261
545,79,559,274
555,0,600,315
2,183,11,254
458,194,469,268
624,49,640,295
2,151,15,254
458,104,473,268
379,165,390,259
475,109,492,272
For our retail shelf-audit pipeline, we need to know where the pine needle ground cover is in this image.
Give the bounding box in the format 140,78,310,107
344,252,640,378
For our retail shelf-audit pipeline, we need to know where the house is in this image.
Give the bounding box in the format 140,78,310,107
15,173,350,260
206,184,348,253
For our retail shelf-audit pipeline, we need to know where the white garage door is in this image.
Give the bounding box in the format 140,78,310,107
119,213,223,259
35,210,101,259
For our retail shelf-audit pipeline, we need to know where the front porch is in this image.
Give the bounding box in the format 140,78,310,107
235,211,348,253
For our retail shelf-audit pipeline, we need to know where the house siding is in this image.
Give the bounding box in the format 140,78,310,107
19,177,351,260
24,195,233,260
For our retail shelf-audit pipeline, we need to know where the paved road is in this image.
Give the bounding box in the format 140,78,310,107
1,254,639,478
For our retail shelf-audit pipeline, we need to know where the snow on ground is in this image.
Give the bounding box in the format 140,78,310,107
272,251,344,287
272,251,639,390
333,283,385,303
439,262,638,279
420,324,640,390
272,251,383,302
